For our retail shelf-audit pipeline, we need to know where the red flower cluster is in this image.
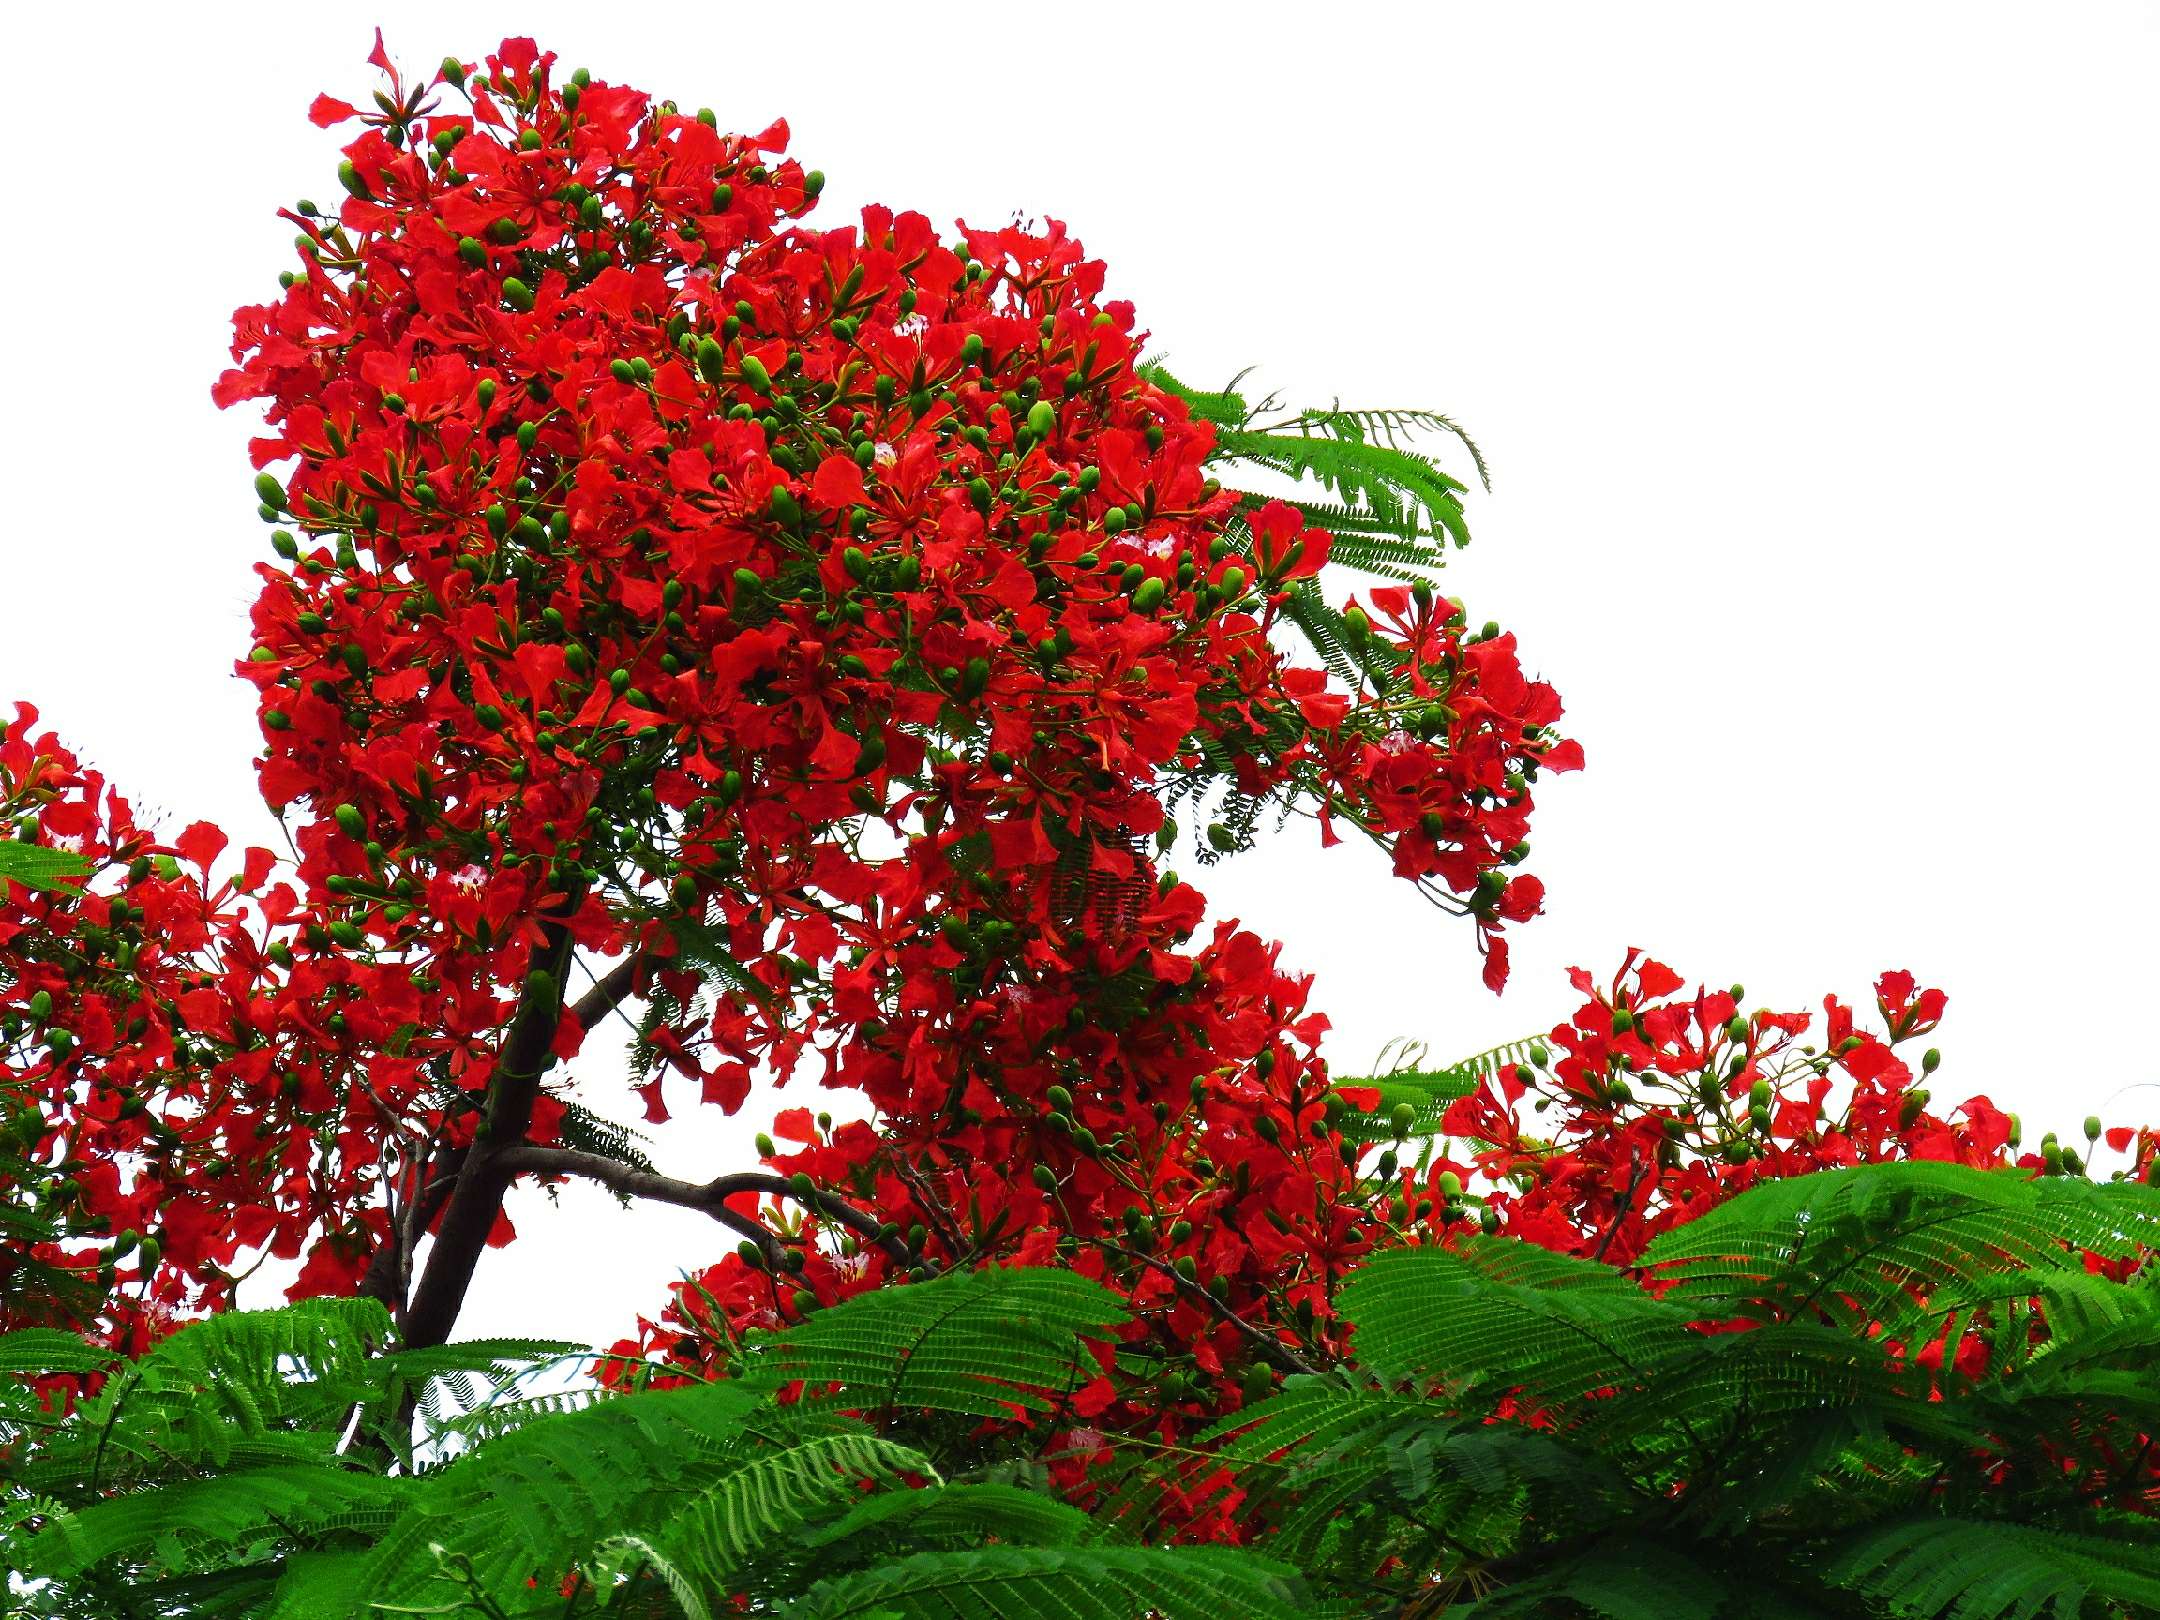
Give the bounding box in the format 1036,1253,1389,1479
0,708,380,1350
1423,951,2146,1267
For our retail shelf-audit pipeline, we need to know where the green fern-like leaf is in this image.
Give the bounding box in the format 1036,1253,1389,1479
0,843,93,894
752,1266,1128,1419
785,1542,1306,1620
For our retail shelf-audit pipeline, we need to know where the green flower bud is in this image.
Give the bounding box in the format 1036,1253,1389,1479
457,235,487,268
502,277,535,313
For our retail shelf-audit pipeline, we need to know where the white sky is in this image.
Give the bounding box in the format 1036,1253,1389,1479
5,2,2156,1347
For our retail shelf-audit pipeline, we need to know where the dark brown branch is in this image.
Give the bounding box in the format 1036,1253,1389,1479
496,1144,921,1272
399,918,587,1350
357,1144,465,1312
572,955,641,1028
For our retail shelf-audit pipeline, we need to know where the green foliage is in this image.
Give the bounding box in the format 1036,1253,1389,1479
1146,363,1488,574
2,1268,1296,1620
0,842,93,895
11,1167,2160,1617
1194,1161,2160,1618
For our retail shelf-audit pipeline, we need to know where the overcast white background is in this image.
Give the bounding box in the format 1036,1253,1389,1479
5,3,2155,1346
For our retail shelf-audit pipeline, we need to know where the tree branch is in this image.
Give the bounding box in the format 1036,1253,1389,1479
495,1144,923,1273
572,955,640,1028
399,917,586,1350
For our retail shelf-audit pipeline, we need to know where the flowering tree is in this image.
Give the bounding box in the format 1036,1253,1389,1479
8,37,2160,1620
2,36,1572,1372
